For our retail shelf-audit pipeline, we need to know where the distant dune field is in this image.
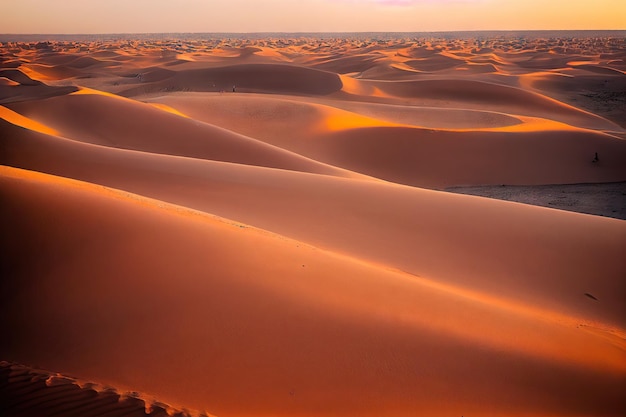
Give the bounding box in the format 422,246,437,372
1,33,625,417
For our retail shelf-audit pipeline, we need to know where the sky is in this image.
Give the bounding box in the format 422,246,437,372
2,0,625,34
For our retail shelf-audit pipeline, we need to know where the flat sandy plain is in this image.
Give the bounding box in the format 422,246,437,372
1,31,625,417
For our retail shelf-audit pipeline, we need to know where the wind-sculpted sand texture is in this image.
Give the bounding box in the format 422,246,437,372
1,33,625,417
0,361,215,417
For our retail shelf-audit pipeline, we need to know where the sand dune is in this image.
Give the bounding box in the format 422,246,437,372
0,77,19,86
337,78,621,131
1,166,625,417
118,63,343,97
2,120,624,327
309,53,382,74
1,33,625,417
4,90,361,178
0,68,43,86
520,71,626,129
19,63,82,80
143,92,525,132
133,94,626,188
402,54,464,72
308,126,626,188
0,69,78,104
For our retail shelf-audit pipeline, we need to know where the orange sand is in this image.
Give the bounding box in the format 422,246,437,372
1,33,625,417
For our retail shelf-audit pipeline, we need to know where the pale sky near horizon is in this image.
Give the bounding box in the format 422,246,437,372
2,0,625,34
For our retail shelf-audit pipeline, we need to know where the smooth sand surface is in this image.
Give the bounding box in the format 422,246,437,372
1,33,625,417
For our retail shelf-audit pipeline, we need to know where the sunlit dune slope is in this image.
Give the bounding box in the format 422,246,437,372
1,166,625,417
2,120,624,328
305,126,626,188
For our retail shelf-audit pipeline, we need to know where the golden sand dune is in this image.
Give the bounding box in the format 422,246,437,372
1,33,625,417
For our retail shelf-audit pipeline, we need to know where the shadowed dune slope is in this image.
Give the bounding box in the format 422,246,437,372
1,166,625,417
306,126,626,188
520,72,626,129
0,69,78,104
309,54,382,74
118,63,343,97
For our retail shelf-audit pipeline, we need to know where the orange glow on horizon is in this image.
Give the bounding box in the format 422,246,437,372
1,0,624,34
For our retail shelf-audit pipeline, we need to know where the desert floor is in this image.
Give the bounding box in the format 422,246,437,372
1,32,625,417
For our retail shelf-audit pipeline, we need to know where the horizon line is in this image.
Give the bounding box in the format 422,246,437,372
2,29,625,36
